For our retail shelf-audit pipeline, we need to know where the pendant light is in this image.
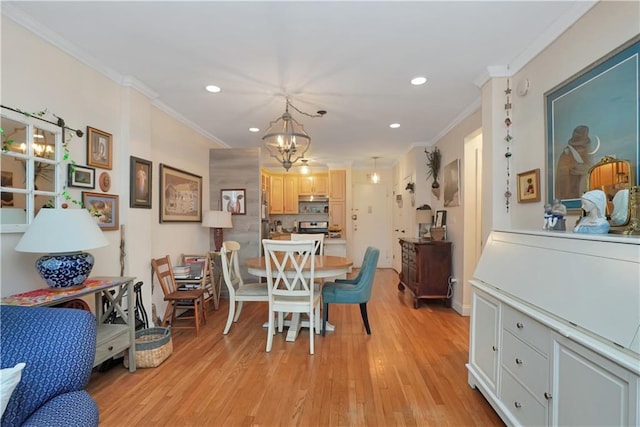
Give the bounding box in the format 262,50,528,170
371,156,380,184
262,98,326,171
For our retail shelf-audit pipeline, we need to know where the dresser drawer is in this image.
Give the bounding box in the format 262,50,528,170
502,330,549,401
501,368,547,427
503,305,549,355
95,324,130,366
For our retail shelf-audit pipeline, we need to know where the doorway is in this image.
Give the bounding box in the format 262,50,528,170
352,182,392,268
462,130,483,315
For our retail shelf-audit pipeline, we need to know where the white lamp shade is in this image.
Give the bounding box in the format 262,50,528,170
15,208,109,254
202,211,233,228
416,209,433,224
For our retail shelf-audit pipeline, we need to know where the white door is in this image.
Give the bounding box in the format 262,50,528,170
352,182,392,268
392,182,403,273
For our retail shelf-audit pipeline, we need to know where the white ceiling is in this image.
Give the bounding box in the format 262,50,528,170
3,1,595,171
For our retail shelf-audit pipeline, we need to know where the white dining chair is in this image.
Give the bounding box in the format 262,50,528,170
290,233,325,255
220,241,268,335
262,239,320,354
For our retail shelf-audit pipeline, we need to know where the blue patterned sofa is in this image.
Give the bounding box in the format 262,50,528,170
0,306,99,427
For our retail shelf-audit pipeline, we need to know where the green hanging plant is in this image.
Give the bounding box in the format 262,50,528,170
424,147,441,189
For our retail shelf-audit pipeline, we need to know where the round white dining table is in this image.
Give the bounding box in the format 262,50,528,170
245,255,353,341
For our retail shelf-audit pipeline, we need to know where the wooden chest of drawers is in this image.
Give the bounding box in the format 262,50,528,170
398,239,452,308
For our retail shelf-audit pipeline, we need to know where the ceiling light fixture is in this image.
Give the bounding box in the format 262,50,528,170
389,123,400,129
371,156,380,184
300,159,310,175
249,127,260,133
262,97,326,171
411,76,427,85
205,85,221,93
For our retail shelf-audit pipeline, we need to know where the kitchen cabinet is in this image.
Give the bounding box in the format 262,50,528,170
398,239,452,308
268,174,298,214
329,170,346,201
298,174,328,195
328,200,345,233
269,175,284,214
283,175,298,214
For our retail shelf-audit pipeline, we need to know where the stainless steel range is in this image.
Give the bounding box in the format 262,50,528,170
298,220,329,235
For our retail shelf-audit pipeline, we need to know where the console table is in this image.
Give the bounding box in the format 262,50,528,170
1,276,138,372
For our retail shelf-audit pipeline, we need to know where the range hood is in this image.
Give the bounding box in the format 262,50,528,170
299,195,329,202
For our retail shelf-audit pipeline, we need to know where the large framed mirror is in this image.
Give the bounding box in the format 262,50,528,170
586,156,635,232
1,111,62,232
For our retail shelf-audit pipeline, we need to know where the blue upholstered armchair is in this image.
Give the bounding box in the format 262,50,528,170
322,247,380,335
0,306,99,427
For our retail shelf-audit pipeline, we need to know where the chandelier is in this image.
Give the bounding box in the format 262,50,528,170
262,98,326,171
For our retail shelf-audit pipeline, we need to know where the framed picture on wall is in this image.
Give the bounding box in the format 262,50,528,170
517,168,541,203
130,156,152,209
86,126,113,170
221,189,246,215
545,36,639,210
434,210,447,228
67,164,95,189
159,164,202,222
82,192,119,231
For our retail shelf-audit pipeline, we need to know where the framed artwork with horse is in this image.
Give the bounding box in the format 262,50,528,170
221,189,246,215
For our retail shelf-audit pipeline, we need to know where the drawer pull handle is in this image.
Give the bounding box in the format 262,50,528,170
515,358,523,365
516,322,524,329
492,346,497,352
108,345,114,351
514,402,522,409
544,392,552,400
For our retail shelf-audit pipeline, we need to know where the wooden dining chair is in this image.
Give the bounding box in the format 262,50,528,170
290,233,325,255
220,241,269,335
262,239,320,354
181,253,219,310
151,255,206,336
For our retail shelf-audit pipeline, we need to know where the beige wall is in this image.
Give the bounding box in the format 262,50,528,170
1,18,224,322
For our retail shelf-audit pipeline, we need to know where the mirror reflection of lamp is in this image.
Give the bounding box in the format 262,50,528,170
15,208,109,290
202,211,233,252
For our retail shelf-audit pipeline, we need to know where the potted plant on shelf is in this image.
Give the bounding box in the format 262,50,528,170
425,147,442,199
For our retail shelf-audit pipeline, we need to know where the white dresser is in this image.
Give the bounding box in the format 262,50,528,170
467,230,640,426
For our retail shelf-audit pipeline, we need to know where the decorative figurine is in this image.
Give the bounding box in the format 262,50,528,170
550,199,567,231
543,203,554,230
574,189,610,234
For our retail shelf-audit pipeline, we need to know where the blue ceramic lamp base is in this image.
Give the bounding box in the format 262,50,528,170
35,252,95,291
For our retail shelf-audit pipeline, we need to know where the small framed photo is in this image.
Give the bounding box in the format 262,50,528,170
67,164,95,189
159,164,202,223
86,126,113,170
82,192,119,231
130,156,152,209
434,210,447,228
517,168,541,203
221,189,246,215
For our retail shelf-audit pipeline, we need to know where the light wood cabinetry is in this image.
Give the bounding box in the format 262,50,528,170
328,169,346,231
468,231,640,427
268,174,298,214
329,170,346,200
298,174,328,195
269,175,284,214
283,175,298,214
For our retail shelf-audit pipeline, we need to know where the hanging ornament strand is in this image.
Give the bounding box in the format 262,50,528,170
504,78,513,212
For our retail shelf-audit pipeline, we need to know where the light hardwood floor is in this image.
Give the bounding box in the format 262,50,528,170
87,268,503,426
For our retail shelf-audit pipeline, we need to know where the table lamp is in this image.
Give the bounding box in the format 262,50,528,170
15,208,109,291
415,206,433,239
202,210,233,252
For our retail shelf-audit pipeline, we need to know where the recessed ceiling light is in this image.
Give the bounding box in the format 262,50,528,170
249,127,260,133
389,123,400,129
411,76,427,86
205,85,221,93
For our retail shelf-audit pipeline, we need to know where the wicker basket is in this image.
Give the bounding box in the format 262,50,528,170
124,327,172,368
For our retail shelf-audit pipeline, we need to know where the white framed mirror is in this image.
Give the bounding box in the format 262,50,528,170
1,110,63,232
